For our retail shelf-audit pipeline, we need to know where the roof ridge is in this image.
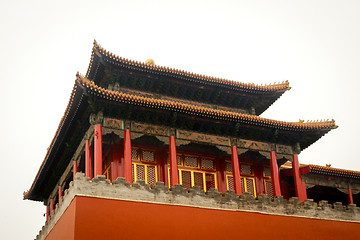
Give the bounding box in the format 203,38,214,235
87,40,291,92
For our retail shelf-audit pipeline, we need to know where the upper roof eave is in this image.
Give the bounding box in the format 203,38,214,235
86,40,291,94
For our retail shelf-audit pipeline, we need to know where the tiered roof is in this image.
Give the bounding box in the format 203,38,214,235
25,41,337,201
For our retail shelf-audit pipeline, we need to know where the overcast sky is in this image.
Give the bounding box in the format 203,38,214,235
1,0,359,239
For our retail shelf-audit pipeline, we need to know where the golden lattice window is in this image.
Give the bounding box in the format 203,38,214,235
185,156,198,168
201,158,215,170
142,150,155,162
240,164,253,175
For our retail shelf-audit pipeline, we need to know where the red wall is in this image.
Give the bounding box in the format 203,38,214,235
45,197,76,240
73,196,359,240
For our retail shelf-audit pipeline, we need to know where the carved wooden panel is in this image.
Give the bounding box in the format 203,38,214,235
237,139,273,152
131,122,168,136
276,144,293,155
177,130,230,146
103,118,123,130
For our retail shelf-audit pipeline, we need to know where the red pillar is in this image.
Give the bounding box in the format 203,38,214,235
58,186,63,203
231,146,242,195
46,205,50,221
94,124,103,177
73,160,78,180
169,136,179,186
292,154,306,201
50,198,54,216
124,129,133,184
270,151,282,197
85,139,93,179
348,188,354,204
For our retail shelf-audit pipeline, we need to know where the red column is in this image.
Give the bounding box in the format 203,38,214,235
231,146,242,195
124,129,133,184
46,205,50,221
73,160,78,180
94,124,103,177
270,151,282,197
85,139,93,179
292,154,306,201
50,198,54,216
348,189,354,204
169,136,179,186
58,186,63,202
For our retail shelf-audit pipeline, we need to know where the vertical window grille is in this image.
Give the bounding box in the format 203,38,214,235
265,180,273,198
181,171,192,189
147,166,156,185
240,178,246,193
194,172,204,189
245,178,255,196
205,173,215,191
227,176,234,191
136,165,145,181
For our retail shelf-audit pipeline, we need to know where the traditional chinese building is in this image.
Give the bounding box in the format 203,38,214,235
24,41,360,240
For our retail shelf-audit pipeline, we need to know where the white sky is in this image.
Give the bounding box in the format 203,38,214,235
0,0,359,239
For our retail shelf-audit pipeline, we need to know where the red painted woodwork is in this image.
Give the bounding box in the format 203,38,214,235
124,129,132,184
111,146,121,182
169,136,179,186
292,154,306,201
72,160,78,181
254,164,265,195
50,198,55,216
85,140,93,179
156,151,165,183
58,186,63,202
231,146,242,195
94,124,103,177
348,189,354,204
270,151,282,197
216,159,226,193
42,196,360,240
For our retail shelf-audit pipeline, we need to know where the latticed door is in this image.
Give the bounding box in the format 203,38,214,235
131,148,158,186
169,154,217,191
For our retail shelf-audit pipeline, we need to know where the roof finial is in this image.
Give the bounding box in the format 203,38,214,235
145,59,155,65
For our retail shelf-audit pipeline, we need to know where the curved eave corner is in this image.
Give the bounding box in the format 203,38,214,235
24,74,85,201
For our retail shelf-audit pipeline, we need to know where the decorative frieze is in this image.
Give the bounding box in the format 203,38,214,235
99,118,293,159
177,130,230,146
131,122,168,136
